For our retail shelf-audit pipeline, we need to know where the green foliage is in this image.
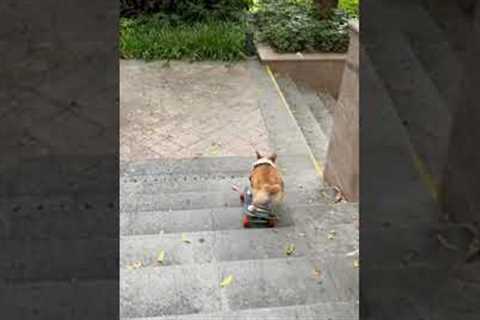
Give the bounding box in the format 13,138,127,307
339,0,359,18
120,17,248,61
254,0,350,53
121,0,253,22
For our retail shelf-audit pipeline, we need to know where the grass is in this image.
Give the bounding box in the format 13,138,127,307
120,17,248,61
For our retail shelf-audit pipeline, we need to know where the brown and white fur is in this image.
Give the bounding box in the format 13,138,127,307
249,151,285,209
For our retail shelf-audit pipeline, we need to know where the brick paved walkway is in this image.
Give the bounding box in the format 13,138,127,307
120,60,270,161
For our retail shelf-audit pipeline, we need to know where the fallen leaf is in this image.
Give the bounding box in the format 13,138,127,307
335,192,344,203
328,230,337,240
346,249,359,257
157,250,165,264
127,261,143,270
181,233,191,244
436,234,459,251
466,238,480,261
353,259,359,268
285,244,296,256
220,275,234,288
208,143,221,156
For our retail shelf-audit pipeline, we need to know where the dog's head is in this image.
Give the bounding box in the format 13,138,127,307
249,151,284,209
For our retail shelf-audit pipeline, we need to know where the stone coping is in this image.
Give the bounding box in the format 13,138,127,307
256,43,346,62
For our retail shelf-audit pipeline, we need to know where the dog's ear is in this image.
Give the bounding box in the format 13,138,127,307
268,152,277,163
255,150,262,159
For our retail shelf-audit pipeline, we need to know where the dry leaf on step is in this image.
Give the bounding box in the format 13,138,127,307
328,230,337,240
127,261,143,270
436,234,459,251
157,250,165,264
208,143,221,156
181,233,191,244
285,244,296,256
220,275,234,288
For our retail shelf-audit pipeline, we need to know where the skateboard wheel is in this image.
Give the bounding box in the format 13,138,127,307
242,215,250,228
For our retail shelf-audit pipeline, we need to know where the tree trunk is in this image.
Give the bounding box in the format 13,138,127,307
315,0,339,17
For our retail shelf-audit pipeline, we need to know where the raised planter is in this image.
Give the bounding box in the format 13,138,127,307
256,43,346,99
324,20,359,201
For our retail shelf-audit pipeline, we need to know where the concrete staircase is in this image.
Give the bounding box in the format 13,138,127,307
120,60,359,319
275,77,334,170
362,1,480,318
363,0,464,194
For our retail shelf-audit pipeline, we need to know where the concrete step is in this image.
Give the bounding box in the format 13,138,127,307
121,155,322,179
121,221,358,270
0,156,116,197
275,77,330,165
314,88,337,137
364,30,451,186
362,44,440,223
120,187,327,212
123,301,357,320
387,2,464,113
120,203,354,236
422,0,472,59
0,193,117,239
0,279,117,318
120,157,253,178
120,257,346,318
120,171,319,196
296,85,335,139
120,227,308,268
120,206,292,236
247,60,312,158
1,239,116,283
121,175,247,195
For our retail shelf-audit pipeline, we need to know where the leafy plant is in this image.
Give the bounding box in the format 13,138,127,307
121,0,253,22
120,17,248,61
254,0,350,53
339,0,359,18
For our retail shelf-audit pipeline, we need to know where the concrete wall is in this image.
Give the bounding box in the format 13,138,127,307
324,22,359,201
257,45,345,99
441,2,480,224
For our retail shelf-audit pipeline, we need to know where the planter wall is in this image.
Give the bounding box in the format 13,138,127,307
324,21,359,201
257,44,346,99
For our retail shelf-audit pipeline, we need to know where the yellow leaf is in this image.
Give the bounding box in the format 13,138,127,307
181,233,191,244
328,230,337,240
128,261,143,270
285,244,296,256
353,259,359,268
220,275,234,288
208,143,221,156
157,250,165,264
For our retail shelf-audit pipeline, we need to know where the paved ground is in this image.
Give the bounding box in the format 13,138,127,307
120,60,270,161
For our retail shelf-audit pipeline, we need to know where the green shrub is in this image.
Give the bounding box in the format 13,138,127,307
120,17,248,61
339,0,359,18
121,0,253,22
254,0,349,53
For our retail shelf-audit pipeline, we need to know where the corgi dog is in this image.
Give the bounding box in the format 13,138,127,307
249,151,285,210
